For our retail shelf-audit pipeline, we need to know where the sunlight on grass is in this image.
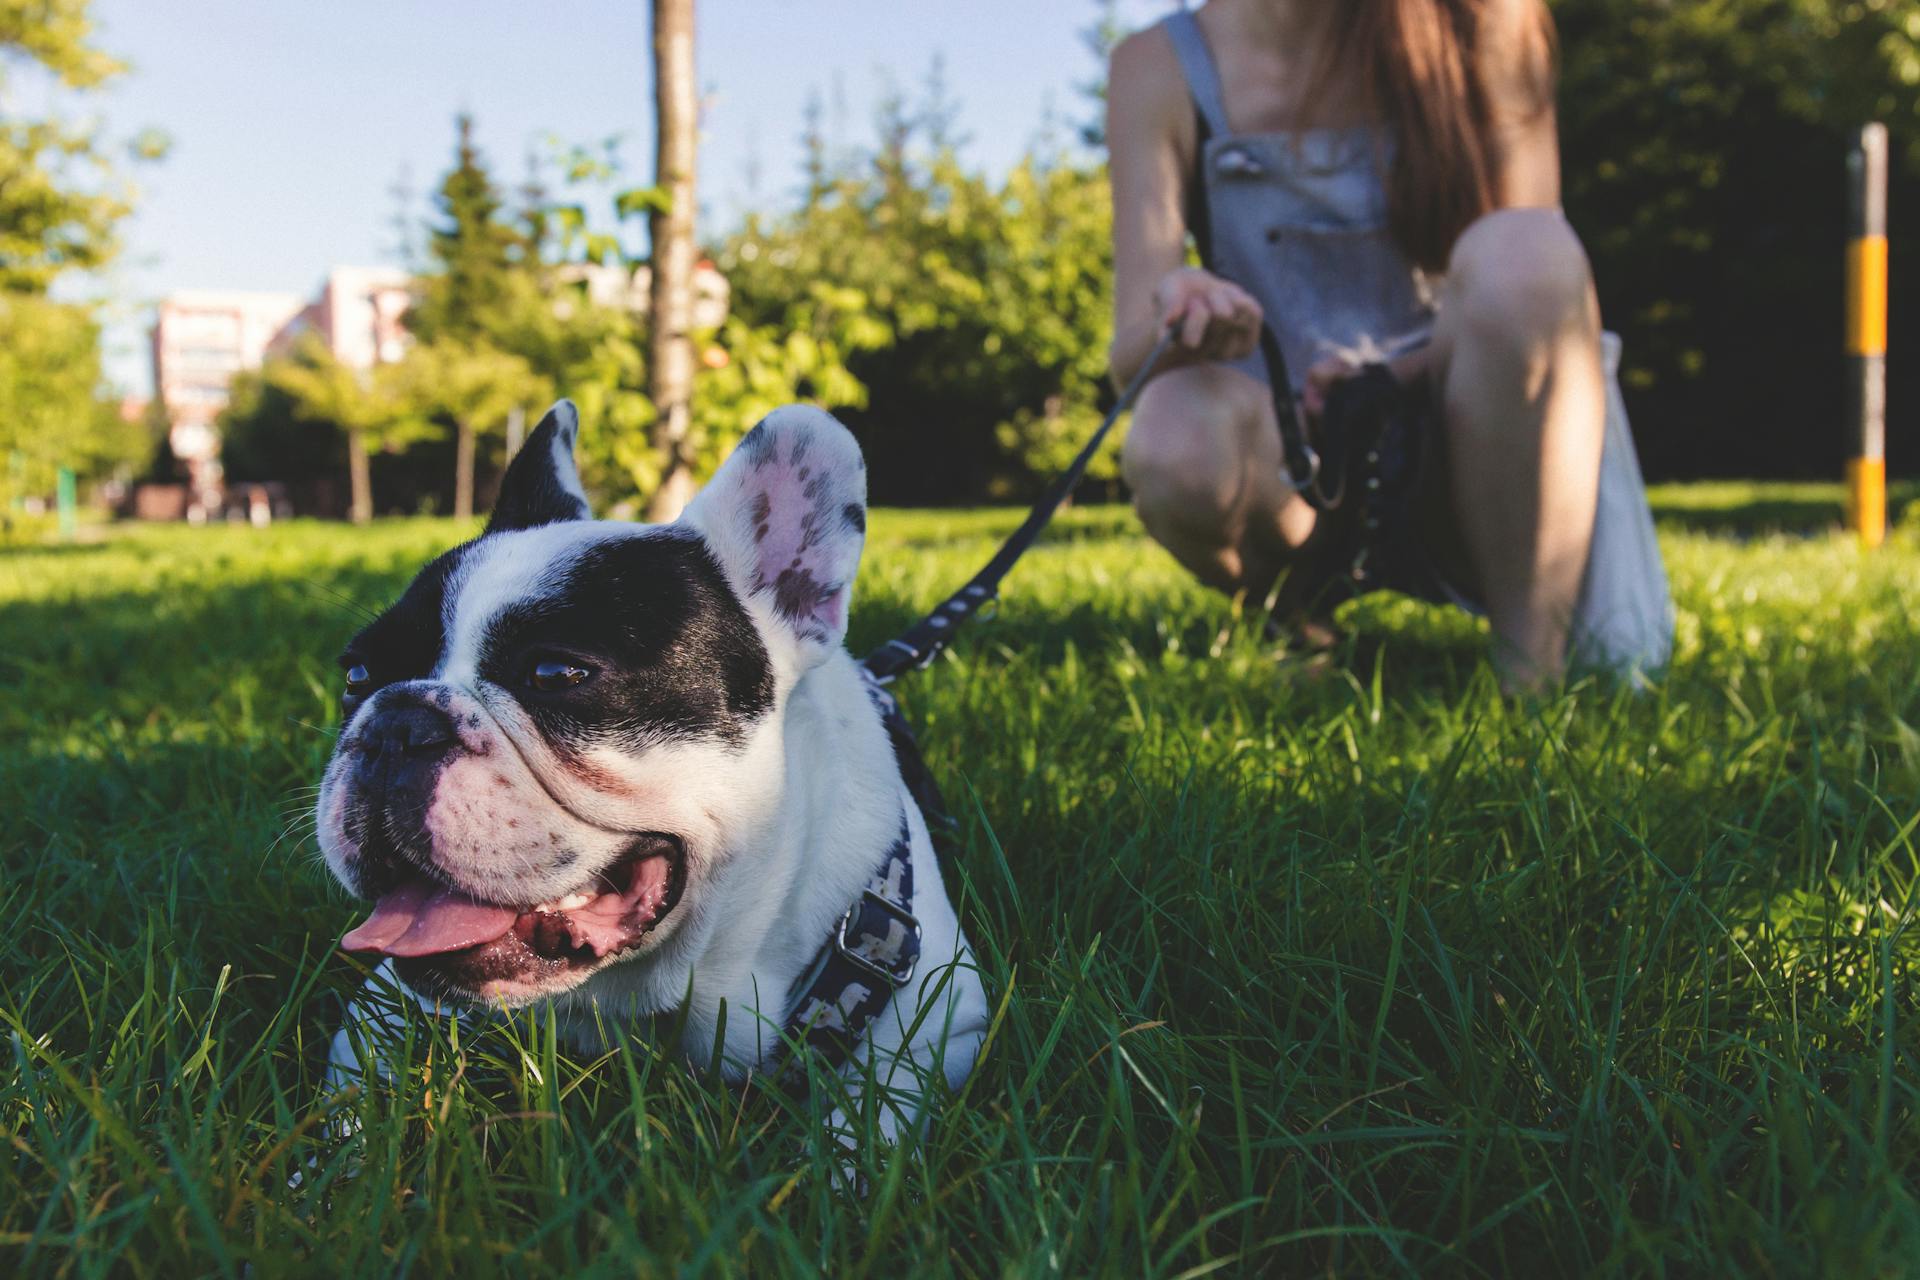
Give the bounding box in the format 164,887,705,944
4,498,1920,1275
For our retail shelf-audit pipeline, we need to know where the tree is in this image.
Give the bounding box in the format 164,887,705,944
0,295,142,501
718,119,1115,504
408,115,542,515
262,336,437,523
0,0,159,293
219,365,337,489
1552,0,1920,478
0,0,158,502
409,114,529,345
386,337,549,519
526,136,879,509
645,0,699,520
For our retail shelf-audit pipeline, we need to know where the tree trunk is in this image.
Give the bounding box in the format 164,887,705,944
644,0,699,522
347,425,372,524
453,417,475,520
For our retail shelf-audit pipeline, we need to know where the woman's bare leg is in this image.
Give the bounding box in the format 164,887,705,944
1428,208,1607,691
1122,362,1318,598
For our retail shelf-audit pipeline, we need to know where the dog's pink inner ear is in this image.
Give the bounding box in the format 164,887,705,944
736,437,864,642
686,408,869,650
680,412,863,647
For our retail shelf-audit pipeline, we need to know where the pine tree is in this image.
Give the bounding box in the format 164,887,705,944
410,114,527,346
408,114,537,518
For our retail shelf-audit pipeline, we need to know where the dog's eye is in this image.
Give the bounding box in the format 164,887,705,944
529,660,592,692
343,663,372,695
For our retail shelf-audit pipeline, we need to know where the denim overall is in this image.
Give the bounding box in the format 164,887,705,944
1161,10,1673,676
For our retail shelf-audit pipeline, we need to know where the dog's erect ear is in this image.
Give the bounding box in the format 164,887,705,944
487,400,591,533
682,406,868,667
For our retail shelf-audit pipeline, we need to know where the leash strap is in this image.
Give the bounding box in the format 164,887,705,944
793,329,1187,1075
775,319,1351,1082
862,667,956,835
859,324,1180,683
1257,321,1332,509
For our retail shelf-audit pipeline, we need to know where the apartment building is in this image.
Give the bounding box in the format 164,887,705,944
147,260,725,512
150,269,411,502
150,289,305,483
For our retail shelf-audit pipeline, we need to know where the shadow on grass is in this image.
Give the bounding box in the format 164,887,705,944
0,542,1491,744
0,540,126,560
0,563,408,744
1647,481,1920,537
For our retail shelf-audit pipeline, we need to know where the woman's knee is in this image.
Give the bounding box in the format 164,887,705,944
1122,367,1263,529
1444,208,1598,346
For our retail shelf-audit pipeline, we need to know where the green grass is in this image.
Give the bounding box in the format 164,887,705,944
5,483,1920,1276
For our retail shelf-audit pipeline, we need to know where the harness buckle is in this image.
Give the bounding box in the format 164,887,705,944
834,890,921,988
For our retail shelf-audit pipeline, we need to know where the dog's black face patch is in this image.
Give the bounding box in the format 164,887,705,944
479,532,775,749
336,688,465,897
338,543,473,713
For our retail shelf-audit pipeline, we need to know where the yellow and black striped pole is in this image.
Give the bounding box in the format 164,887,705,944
1847,123,1890,547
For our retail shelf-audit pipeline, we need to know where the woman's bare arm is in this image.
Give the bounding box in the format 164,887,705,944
1107,28,1205,387
1482,0,1561,208
1107,29,1264,387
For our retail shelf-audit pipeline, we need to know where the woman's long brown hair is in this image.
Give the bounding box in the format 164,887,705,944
1322,0,1557,273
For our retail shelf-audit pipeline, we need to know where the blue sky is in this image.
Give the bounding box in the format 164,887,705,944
84,0,1179,394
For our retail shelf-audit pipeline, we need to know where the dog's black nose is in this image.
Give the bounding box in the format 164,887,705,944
361,702,456,762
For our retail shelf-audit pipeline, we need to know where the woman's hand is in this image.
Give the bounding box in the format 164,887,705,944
1301,356,1356,422
1155,267,1263,363
1302,346,1436,420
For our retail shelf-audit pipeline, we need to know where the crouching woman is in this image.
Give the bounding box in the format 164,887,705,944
1107,0,1672,689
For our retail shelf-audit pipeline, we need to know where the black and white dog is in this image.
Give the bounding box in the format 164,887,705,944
317,402,987,1136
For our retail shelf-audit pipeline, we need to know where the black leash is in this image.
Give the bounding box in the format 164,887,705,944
857,306,1427,693
856,313,1403,687
859,323,1182,684
794,332,1183,1078
789,317,1405,1079
1258,322,1330,508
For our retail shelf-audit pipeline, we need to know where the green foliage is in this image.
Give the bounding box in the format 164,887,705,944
386,337,549,446
1552,0,1920,478
7,494,1920,1272
227,122,638,512
172,3,1920,514
219,365,338,485
0,0,161,294
0,0,157,499
719,144,1115,503
260,334,439,456
527,129,877,505
0,294,143,497
220,116,874,513
514,279,654,503
719,0,1920,497
407,113,534,349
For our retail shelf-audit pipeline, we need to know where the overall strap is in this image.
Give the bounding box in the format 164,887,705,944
1162,10,1231,137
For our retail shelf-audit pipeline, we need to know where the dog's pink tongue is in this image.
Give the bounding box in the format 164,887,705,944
341,880,519,958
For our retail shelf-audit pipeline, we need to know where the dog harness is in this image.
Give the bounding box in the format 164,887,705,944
779,810,921,1074
776,673,944,1077
774,320,1182,1082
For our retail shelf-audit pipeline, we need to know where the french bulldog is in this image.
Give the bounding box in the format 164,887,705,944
317,402,989,1139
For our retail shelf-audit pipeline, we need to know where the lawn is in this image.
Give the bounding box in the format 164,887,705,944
5,485,1920,1276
